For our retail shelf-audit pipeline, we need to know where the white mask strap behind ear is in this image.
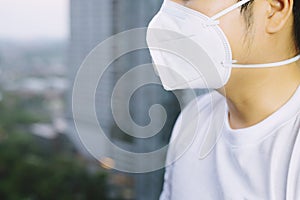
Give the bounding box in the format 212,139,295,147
211,0,251,20
229,55,300,68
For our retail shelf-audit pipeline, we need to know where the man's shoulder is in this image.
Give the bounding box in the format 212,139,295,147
166,91,225,164
170,91,224,142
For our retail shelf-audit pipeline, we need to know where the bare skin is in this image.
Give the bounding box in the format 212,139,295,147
171,0,300,129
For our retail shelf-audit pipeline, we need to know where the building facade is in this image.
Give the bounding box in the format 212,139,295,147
67,0,185,199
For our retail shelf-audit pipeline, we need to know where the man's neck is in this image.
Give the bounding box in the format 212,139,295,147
218,62,300,129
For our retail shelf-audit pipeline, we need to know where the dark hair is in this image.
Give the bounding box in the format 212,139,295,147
294,0,300,52
240,0,300,53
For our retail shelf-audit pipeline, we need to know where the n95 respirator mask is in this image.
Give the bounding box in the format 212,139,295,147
146,0,300,90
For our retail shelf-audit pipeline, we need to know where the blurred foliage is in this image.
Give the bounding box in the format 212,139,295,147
0,93,109,200
0,93,56,136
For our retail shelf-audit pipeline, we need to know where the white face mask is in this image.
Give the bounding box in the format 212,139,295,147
146,0,300,90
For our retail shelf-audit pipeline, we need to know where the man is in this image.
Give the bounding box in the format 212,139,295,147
146,0,300,199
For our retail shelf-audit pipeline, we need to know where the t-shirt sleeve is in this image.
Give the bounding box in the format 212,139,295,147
158,101,185,200
159,163,174,200
286,126,300,199
159,95,214,200
293,130,300,198
159,93,212,199
159,113,183,200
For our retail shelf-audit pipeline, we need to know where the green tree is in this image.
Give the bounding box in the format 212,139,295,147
0,94,109,200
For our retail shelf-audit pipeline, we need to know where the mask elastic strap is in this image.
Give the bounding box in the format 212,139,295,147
211,0,251,20
224,54,300,68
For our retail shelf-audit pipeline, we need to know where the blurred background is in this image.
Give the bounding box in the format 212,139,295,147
0,0,202,199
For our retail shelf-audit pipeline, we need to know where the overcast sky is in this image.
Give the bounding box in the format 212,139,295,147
0,0,69,41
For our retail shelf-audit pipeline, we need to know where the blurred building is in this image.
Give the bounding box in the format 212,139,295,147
67,0,184,199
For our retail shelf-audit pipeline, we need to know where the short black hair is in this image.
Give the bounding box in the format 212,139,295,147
294,0,300,52
240,0,300,53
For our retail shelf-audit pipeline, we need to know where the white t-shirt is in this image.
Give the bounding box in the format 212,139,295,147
159,86,300,200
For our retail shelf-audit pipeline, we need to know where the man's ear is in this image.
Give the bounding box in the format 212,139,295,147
266,0,294,33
